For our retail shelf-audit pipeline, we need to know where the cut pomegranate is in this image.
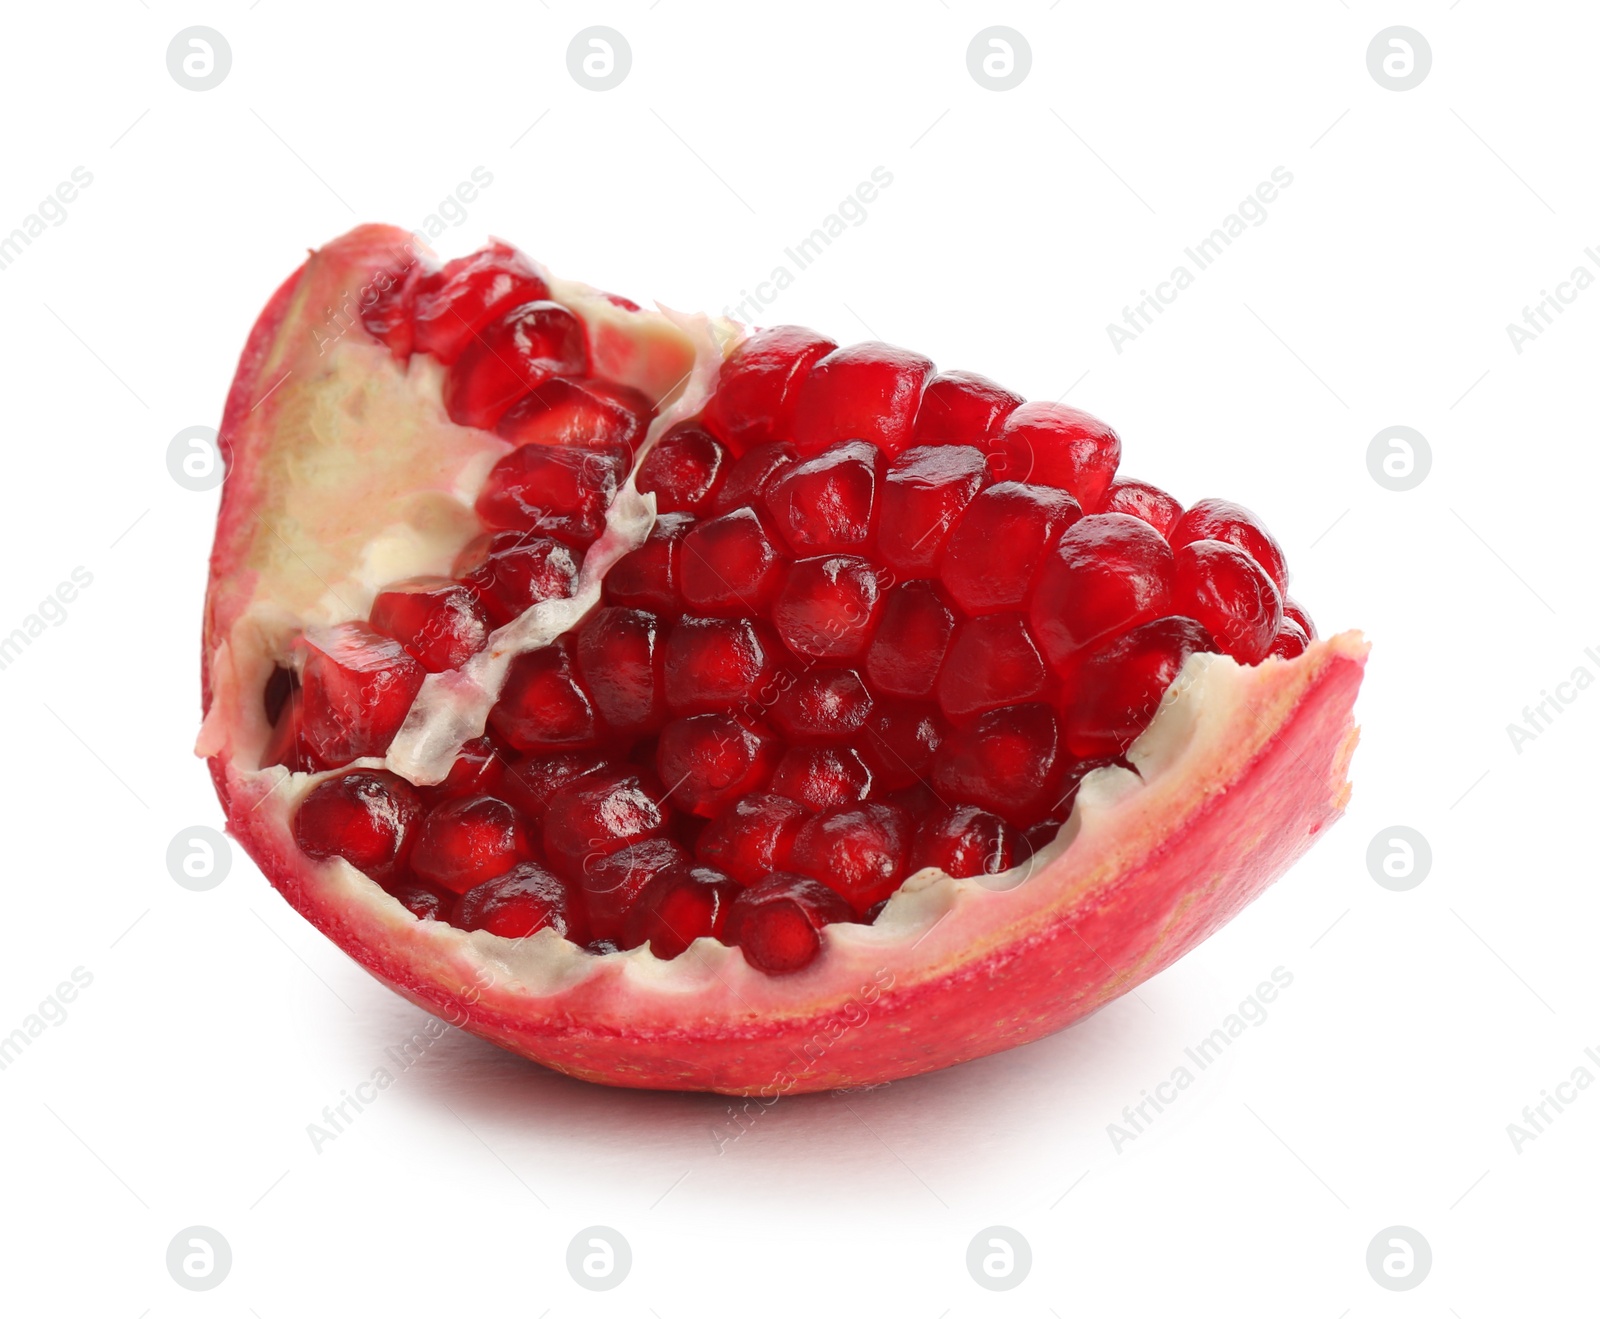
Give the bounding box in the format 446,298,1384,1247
200,226,1364,1094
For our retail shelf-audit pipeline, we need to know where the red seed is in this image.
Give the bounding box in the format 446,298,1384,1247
370,576,491,672
911,370,1023,446
604,513,693,615
937,614,1049,721
932,703,1064,824
475,445,623,547
495,376,652,455
1171,540,1282,664
360,250,436,360
1170,498,1289,594
787,342,934,458
428,733,503,801
389,882,454,921
293,770,421,880
663,616,783,715
763,440,883,554
457,861,586,941
1268,619,1310,659
1030,513,1175,672
857,700,945,790
702,326,836,456
679,507,788,615
1283,599,1316,639
298,623,425,766
655,714,780,817
939,482,1083,614
488,640,603,752
443,300,589,429
1059,616,1217,758
725,873,852,974
866,581,956,700
1102,478,1183,537
770,668,873,742
410,795,532,895
791,802,911,915
412,242,549,365
769,744,874,811
714,442,800,513
574,607,667,735
542,767,669,878
989,402,1121,510
577,837,688,945
695,793,809,884
493,750,614,816
624,865,741,959
909,804,1025,878
771,554,886,659
877,444,991,577
455,531,580,626
636,423,728,515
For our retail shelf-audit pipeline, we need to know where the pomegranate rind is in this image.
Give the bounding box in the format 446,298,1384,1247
202,226,1366,1095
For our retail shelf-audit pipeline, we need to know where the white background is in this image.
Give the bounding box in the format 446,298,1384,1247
1,2,1594,1314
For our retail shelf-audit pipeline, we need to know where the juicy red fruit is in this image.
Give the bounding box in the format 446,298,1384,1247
444,300,588,429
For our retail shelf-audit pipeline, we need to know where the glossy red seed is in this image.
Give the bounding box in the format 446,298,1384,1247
1059,616,1216,758
293,770,421,880
865,581,956,700
763,440,883,554
791,802,911,915
457,861,586,941
770,668,873,742
488,640,602,752
939,482,1083,614
909,804,1025,879
624,866,741,959
725,873,852,974
412,242,549,365
694,793,808,884
1282,599,1316,639
937,614,1049,720
578,838,689,945
702,326,836,456
635,422,728,515
1030,514,1175,672
771,555,886,659
260,678,319,772
1268,619,1310,659
713,442,800,513
932,703,1063,824
679,507,788,615
428,734,503,801
410,795,531,895
493,750,613,816
475,445,622,547
495,376,652,455
769,744,873,811
604,512,692,614
1102,478,1183,537
989,402,1121,510
369,576,491,672
360,250,436,360
455,531,580,626
787,342,934,458
389,882,454,921
542,767,668,878
298,623,425,766
574,607,667,735
655,714,779,817
1169,498,1289,594
856,701,944,790
663,616,782,715
877,445,991,576
443,300,589,429
1171,540,1282,664
910,370,1023,445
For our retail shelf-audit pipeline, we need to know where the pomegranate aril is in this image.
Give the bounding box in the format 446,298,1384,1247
475,445,622,548
933,703,1064,824
389,882,453,922
604,512,692,614
456,531,579,626
856,700,944,790
1030,513,1175,671
1283,599,1316,639
625,866,740,959
636,423,728,515
1170,498,1289,594
865,581,955,700
411,242,549,365
488,640,603,752
937,614,1048,720
579,837,688,945
989,402,1121,509
1269,619,1310,659
679,507,788,615
261,677,319,772
911,370,1023,445
494,750,613,816
1060,616,1216,758
787,342,934,458
656,714,779,817
771,554,886,660
1171,540,1282,664
369,576,491,673
703,325,836,455
495,376,651,453
428,733,503,801
1102,478,1183,537
713,442,799,513
909,804,1024,879
770,668,873,742
444,300,589,429
763,440,883,554
542,767,668,878
792,802,911,915
939,482,1082,614
457,861,586,941
360,251,436,360
769,744,873,811
694,792,808,884
878,444,991,576
725,873,852,974
293,769,421,880
410,795,532,895
298,622,424,766
575,607,667,735
663,616,782,715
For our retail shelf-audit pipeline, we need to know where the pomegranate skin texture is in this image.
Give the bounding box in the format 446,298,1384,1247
198,226,1365,1095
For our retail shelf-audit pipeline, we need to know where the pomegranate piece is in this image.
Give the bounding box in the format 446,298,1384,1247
495,376,651,453
714,441,800,513
695,792,809,884
866,581,956,700
410,242,549,365
679,507,787,615
604,512,692,615
725,873,852,974
769,744,874,811
937,614,1049,720
791,802,911,915
410,795,532,895
989,402,1121,509
910,804,1025,879
932,703,1064,824
455,531,579,626
636,423,728,515
856,700,944,789
770,668,873,742
443,300,589,429
1172,540,1283,665
1102,478,1182,537
360,251,436,360
574,607,667,736
763,440,883,554
702,325,836,455
369,576,491,673
655,713,779,817
1060,617,1217,758
787,342,934,458
624,865,741,959
297,623,424,766
475,445,623,547
457,861,585,941
1170,498,1289,594
293,770,421,880
771,554,886,659
488,640,602,752
911,370,1023,446
939,482,1082,614
578,838,688,945
663,616,782,715
1029,513,1175,671
877,444,991,577
541,767,668,878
